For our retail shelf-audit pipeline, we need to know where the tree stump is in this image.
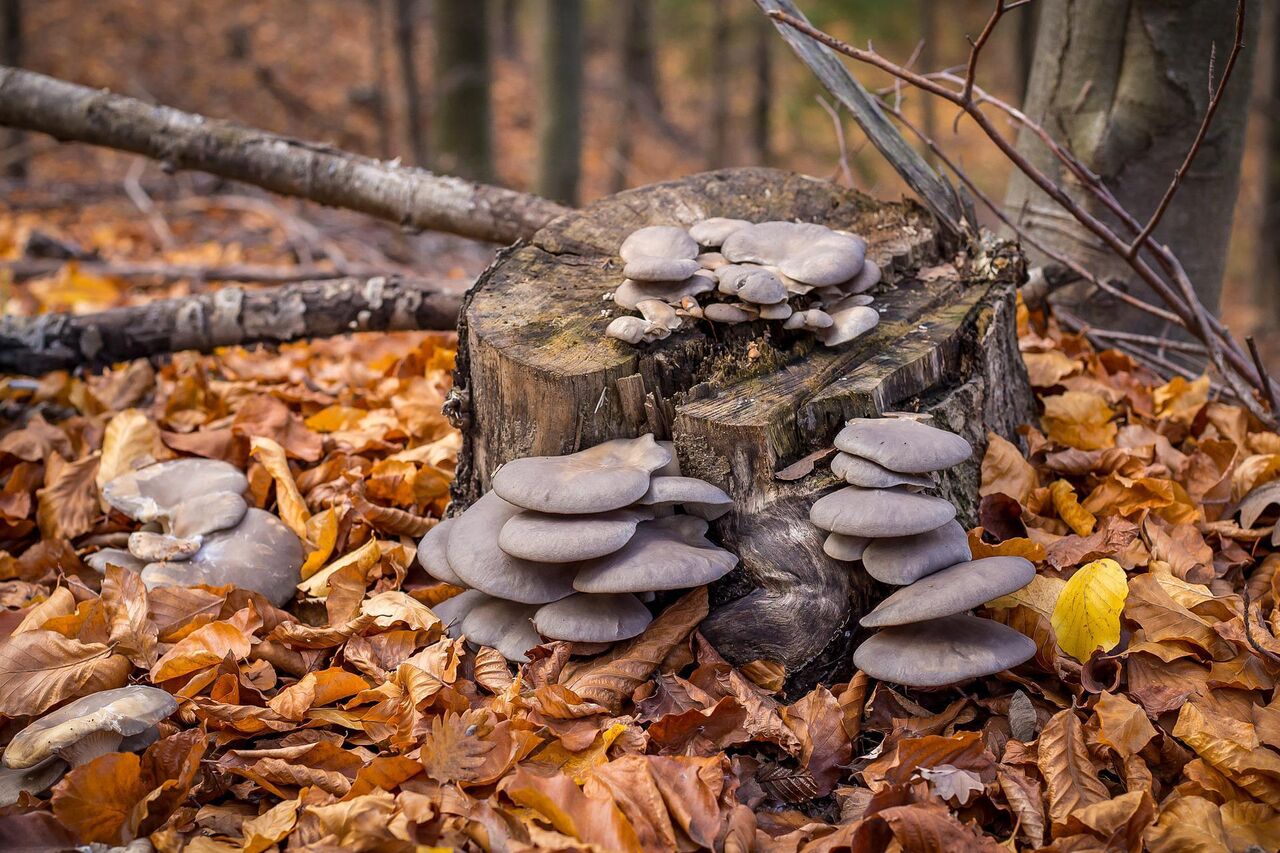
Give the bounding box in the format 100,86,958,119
451,168,1033,684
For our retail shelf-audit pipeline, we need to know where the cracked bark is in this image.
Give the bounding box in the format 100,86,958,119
1005,0,1259,337
0,66,568,245
0,276,460,374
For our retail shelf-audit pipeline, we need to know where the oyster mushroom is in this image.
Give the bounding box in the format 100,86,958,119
492,434,672,515
852,614,1036,688
860,519,972,585
606,315,661,345
445,492,576,604
831,452,933,489
721,221,867,286
834,417,973,474
431,589,490,638
810,486,956,538
823,532,869,562
533,593,652,642
689,217,752,247
620,226,700,282
613,271,716,310
859,556,1036,628
458,597,543,663
843,259,882,294
635,476,733,520
573,515,738,593
783,309,834,331
703,303,758,324
101,458,247,526
416,517,465,586
498,508,650,562
3,687,177,772
817,305,879,347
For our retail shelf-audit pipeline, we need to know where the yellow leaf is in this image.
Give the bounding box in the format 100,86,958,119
987,573,1065,618
1050,558,1128,663
297,538,381,596
1154,375,1210,425
248,436,310,539
1041,391,1117,451
29,262,121,313
1049,479,1096,536
96,409,170,502
304,405,366,433
301,506,340,577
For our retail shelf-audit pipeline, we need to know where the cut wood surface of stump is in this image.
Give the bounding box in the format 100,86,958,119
452,168,1033,686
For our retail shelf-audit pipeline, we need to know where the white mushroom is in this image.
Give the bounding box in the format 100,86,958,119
818,305,880,347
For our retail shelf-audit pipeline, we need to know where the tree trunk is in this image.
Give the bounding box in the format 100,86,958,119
451,168,1032,687
1255,0,1280,336
393,0,428,166
431,0,493,182
498,0,521,59
751,13,772,166
1014,0,1039,106
533,0,582,206
1004,0,1259,337
1,0,22,180
708,0,730,170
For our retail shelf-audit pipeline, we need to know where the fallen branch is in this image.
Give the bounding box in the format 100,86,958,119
0,66,569,245
0,276,460,374
1,257,418,286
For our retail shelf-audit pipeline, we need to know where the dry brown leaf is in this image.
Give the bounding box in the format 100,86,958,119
0,629,131,716
248,436,310,540
500,766,642,852
36,452,100,540
1041,391,1118,450
781,686,852,796
980,432,1038,504
1037,709,1111,831
1094,691,1157,759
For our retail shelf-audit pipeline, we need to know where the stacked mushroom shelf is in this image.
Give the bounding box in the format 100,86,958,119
810,417,1037,688
605,219,882,346
417,434,737,662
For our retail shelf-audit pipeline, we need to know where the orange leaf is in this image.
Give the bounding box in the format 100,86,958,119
0,630,131,716
1041,391,1117,450
50,752,150,844
36,452,101,540
980,432,1038,504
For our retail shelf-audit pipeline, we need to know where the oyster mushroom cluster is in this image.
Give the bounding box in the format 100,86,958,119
88,458,305,606
809,416,1037,688
606,220,881,347
1,686,176,805
417,434,737,662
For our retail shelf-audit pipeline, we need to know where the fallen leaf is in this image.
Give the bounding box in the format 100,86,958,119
0,630,131,716
1042,391,1117,450
1051,558,1127,662
1037,709,1111,831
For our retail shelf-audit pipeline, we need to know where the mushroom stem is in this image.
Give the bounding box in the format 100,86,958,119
57,729,125,767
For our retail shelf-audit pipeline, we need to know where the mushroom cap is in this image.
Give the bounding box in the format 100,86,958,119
128,531,201,563
636,299,681,331
3,686,177,770
737,270,788,305
843,259,882,294
623,256,702,283
533,593,653,642
689,217,752,247
431,589,491,637
458,597,541,662
573,515,738,593
168,491,249,539
831,452,933,489
824,293,875,314
0,757,68,807
696,251,728,270
613,272,716,310
499,508,650,562
619,226,698,263
810,486,956,538
703,303,757,324
606,315,655,345
759,302,793,321
491,434,671,515
860,556,1035,628
655,441,681,477
102,459,248,525
636,476,733,520
783,309,833,331
852,614,1037,688
861,519,972,585
823,532,869,562
721,222,866,286
85,547,145,574
417,517,464,586
834,418,973,474
140,508,304,606
817,305,879,347
446,492,576,603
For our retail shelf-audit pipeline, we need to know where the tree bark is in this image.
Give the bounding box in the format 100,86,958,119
393,0,428,166
1,0,22,180
1004,0,1259,337
431,0,493,182
0,276,460,374
533,0,582,206
451,168,1032,686
0,66,567,244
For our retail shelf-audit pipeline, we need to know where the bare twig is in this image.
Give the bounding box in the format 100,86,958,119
815,95,854,186
1248,335,1280,414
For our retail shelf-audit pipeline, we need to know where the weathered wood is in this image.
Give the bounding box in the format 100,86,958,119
452,168,1032,682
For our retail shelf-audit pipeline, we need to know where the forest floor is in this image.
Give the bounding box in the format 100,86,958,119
0,187,1278,852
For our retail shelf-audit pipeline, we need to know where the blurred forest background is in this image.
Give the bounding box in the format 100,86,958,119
0,0,1277,361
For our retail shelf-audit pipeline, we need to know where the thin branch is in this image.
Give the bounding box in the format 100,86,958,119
0,258,419,286
814,95,854,186
961,1,1006,105
1248,335,1280,414
1127,0,1247,258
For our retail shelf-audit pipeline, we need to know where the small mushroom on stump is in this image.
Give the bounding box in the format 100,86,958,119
810,416,1036,687
420,434,737,662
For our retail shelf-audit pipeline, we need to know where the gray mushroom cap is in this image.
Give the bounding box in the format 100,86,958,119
458,597,541,662
431,589,490,637
623,256,702,283
102,459,248,525
860,556,1036,627
843,259,882,294
721,222,866,286
573,515,738,593
861,519,972,585
689,217,752,247
831,452,933,489
834,418,973,474
703,303,757,324
446,492,576,603
141,508,304,606
852,613,1037,688
417,517,465,586
613,272,716,310
533,593,653,642
3,686,178,770
823,532,869,562
499,508,650,562
168,491,249,539
818,305,879,347
810,486,956,538
737,270,788,305
759,302,793,321
635,476,733,520
0,758,68,807
620,226,698,263
491,434,671,515
86,547,145,574
606,315,661,345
